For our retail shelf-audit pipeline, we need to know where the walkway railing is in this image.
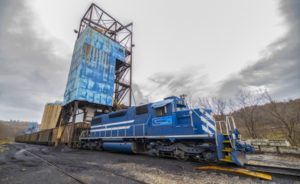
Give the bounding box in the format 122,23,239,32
215,116,237,149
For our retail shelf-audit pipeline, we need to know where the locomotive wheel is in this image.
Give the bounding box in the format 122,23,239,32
174,149,189,161
88,143,94,150
82,143,88,150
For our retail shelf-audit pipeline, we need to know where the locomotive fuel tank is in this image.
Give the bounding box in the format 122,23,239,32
102,142,147,153
102,142,136,153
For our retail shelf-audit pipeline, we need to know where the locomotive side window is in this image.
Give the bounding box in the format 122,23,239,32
155,106,167,117
136,104,148,115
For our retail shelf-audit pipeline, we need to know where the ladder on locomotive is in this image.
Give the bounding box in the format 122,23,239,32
216,116,238,163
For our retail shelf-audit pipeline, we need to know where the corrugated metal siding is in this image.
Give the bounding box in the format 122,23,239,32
40,103,62,130
50,128,58,145
29,133,39,143
64,26,126,106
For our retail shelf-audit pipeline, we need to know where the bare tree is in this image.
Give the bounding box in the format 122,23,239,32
198,96,227,117
231,89,265,139
264,92,300,146
213,97,227,117
198,97,212,109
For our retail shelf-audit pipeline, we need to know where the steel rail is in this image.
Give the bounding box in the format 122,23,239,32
20,148,86,184
244,163,300,178
196,162,300,181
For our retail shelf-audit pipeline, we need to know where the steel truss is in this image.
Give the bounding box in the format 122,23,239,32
59,4,133,125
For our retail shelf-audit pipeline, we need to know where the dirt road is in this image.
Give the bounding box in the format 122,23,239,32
0,143,298,184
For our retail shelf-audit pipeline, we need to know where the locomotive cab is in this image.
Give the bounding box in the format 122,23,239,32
149,96,196,135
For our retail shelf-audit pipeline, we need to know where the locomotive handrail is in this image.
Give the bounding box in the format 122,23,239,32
215,116,237,149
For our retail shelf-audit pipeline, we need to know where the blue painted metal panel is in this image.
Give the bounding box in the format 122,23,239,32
63,26,126,106
216,133,225,159
152,116,173,126
89,96,217,138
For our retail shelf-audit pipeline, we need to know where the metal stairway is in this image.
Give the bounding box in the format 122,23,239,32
216,116,238,163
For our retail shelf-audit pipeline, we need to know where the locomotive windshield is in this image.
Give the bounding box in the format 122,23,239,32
176,99,187,111
155,106,167,116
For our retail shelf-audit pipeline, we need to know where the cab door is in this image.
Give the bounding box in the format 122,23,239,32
148,100,176,135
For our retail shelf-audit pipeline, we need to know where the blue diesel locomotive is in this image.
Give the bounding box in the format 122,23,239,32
79,96,253,166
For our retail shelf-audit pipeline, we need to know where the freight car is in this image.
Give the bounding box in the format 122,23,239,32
60,123,90,147
79,96,254,166
36,129,52,145
15,122,90,147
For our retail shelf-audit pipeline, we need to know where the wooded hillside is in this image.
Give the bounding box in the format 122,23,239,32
0,121,30,141
199,90,300,146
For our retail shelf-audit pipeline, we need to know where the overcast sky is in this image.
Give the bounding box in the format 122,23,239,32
0,0,299,122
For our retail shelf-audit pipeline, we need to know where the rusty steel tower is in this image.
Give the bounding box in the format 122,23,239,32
59,3,133,125
78,3,133,107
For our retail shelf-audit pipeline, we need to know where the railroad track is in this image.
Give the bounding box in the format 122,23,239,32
13,144,300,182
20,148,87,184
12,144,146,184
244,163,300,178
196,163,300,181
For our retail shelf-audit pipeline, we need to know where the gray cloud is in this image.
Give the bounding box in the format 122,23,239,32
132,83,149,105
144,67,209,101
0,0,70,121
218,0,300,99
1,0,299,122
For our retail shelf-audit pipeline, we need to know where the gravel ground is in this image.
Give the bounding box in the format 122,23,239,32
0,143,299,184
